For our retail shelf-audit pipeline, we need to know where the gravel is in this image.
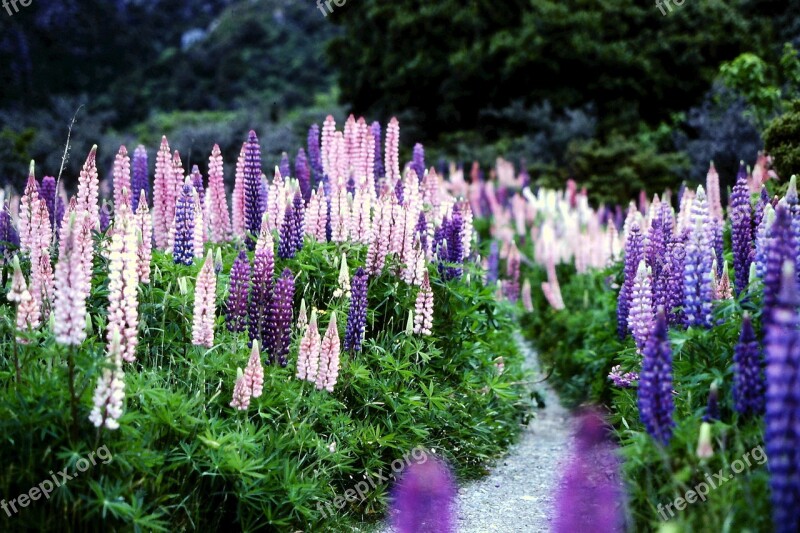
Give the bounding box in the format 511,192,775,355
370,333,575,533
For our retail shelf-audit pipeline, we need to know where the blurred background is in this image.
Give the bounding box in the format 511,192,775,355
0,0,799,203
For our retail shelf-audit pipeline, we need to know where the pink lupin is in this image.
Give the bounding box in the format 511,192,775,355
76,146,100,230
231,143,246,238
106,201,140,363
113,146,132,211
134,191,152,284
88,325,126,430
230,368,251,411
316,312,340,392
53,211,91,345
191,251,217,347
384,117,400,183
19,161,39,254
206,144,231,242
152,136,173,248
244,341,264,398
413,271,434,335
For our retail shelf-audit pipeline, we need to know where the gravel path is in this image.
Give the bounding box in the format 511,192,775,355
371,333,575,533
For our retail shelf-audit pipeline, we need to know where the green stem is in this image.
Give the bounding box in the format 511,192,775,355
13,337,21,384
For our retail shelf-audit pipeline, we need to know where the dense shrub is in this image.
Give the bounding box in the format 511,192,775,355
764,99,800,178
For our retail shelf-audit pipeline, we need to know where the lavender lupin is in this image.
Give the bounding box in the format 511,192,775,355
415,211,428,254
243,130,262,250
665,236,686,326
296,148,312,202
248,246,274,348
733,313,764,416
638,307,675,445
131,145,149,212
618,222,643,338
764,204,797,330
172,183,195,265
226,251,250,333
730,169,754,295
39,176,56,229
344,267,368,353
753,186,769,240
279,152,291,179
278,202,298,260
390,456,456,533
190,165,205,207
99,203,111,233
486,241,500,284
371,121,383,180
265,268,294,366
412,143,425,182
628,260,654,353
785,175,800,279
292,191,305,253
755,204,776,279
765,261,800,533
307,124,324,185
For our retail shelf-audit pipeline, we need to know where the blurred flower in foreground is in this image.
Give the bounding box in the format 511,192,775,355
390,455,456,533
554,409,625,533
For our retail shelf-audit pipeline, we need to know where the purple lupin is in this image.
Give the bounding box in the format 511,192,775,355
243,130,262,250
190,165,205,207
248,246,274,348
638,307,675,445
412,143,425,182
763,203,797,330
371,121,384,181
554,410,624,532
390,456,456,533
296,148,312,203
733,313,764,416
265,268,294,366
618,222,643,338
277,202,298,260
39,176,56,229
225,251,250,333
730,168,754,295
172,183,195,265
279,151,291,179
344,267,368,353
131,145,149,212
308,124,324,185
765,261,800,533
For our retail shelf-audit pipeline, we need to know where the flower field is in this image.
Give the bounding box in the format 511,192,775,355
0,116,531,531
1,109,798,532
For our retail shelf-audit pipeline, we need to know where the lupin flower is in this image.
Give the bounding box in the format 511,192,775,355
390,455,456,533
0,203,19,258
733,313,764,416
753,185,769,237
411,143,425,181
88,326,126,430
230,367,251,411
244,340,264,398
189,165,205,207
131,145,149,212
618,222,643,338
730,167,754,294
384,117,401,183
553,410,624,533
278,201,298,259
715,262,733,300
134,192,152,283
232,144,247,238
684,219,714,328
413,271,434,336
206,144,231,242
297,308,321,382
316,312,341,392
521,278,534,312
153,137,174,248
628,260,654,353
53,212,91,345
265,268,294,366
76,146,100,230
225,251,250,333
785,176,800,275
344,267,368,353
192,192,205,258
333,253,351,298
486,241,500,284
39,175,56,230
243,131,263,249
106,203,140,363
504,240,521,302
172,182,196,265
696,422,714,459
763,204,796,330
308,124,324,185
755,203,775,279
608,365,638,388
192,251,218,347
279,151,291,179
113,146,132,210
296,148,312,202
296,298,308,333
370,121,384,181
248,244,274,348
765,261,800,533
638,307,675,445
706,161,723,222
99,203,111,233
